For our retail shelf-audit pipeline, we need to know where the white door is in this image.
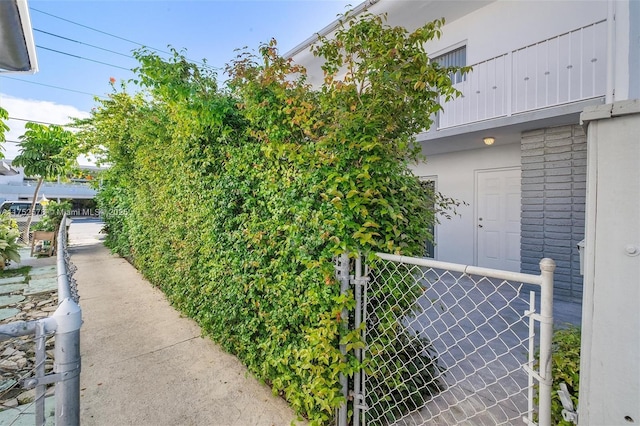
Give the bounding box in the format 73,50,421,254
476,168,521,271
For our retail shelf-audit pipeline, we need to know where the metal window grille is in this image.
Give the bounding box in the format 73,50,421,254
434,46,467,84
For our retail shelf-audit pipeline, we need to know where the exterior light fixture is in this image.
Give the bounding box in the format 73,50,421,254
483,137,495,146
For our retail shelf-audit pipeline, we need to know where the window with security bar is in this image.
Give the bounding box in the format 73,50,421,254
433,45,467,84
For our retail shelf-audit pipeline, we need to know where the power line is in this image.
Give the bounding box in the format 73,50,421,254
0,76,103,98
37,45,132,71
31,7,169,53
7,116,80,128
34,28,134,59
30,7,211,68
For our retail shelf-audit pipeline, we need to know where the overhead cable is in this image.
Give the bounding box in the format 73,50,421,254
7,116,80,127
34,28,134,59
31,7,211,67
0,76,103,98
37,45,132,71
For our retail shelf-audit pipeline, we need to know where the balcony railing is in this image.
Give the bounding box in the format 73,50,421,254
438,20,607,130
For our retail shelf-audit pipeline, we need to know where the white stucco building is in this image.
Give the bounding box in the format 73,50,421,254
0,163,97,205
286,0,638,308
288,1,640,424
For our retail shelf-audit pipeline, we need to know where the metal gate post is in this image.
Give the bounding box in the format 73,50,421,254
52,298,82,425
34,320,47,425
538,258,556,426
338,253,350,426
353,256,363,426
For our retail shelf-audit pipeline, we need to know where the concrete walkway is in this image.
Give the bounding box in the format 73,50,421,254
71,218,302,426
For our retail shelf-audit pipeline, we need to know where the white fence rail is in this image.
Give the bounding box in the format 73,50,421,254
338,253,555,426
438,20,606,129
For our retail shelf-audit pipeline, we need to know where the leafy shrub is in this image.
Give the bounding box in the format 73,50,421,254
31,216,53,232
535,325,581,425
33,200,72,232
80,11,466,425
0,212,21,268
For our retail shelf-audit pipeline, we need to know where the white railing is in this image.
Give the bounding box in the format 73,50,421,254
0,181,96,199
438,20,607,129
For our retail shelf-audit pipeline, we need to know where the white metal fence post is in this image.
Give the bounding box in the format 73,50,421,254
54,215,82,425
34,320,47,425
538,258,556,426
52,299,82,425
338,253,350,426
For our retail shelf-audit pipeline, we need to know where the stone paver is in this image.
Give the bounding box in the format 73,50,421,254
0,395,55,425
0,295,25,308
0,276,26,286
0,308,20,321
0,284,28,295
23,278,57,296
29,266,57,277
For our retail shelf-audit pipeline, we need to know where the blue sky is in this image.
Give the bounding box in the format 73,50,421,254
0,0,355,161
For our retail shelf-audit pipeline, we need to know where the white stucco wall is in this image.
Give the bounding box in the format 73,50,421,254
579,100,640,425
422,0,607,64
290,0,609,88
0,170,25,184
411,141,521,265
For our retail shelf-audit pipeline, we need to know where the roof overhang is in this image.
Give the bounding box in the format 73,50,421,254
0,161,19,176
283,0,494,88
0,0,38,73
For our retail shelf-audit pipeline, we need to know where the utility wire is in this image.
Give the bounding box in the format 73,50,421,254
0,76,103,98
31,7,169,53
30,7,211,67
37,45,132,71
7,116,81,128
34,28,134,59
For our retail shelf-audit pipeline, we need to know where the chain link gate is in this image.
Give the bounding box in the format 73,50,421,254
337,253,554,426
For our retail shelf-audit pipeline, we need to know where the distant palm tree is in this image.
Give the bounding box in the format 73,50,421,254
12,122,78,242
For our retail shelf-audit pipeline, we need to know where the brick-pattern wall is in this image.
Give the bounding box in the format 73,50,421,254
521,125,586,303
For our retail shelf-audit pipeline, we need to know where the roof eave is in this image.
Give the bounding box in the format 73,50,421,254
0,0,39,74
282,0,379,59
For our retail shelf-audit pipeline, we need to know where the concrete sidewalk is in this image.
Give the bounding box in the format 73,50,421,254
71,218,302,426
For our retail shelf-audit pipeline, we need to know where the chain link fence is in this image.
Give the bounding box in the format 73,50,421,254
343,253,554,426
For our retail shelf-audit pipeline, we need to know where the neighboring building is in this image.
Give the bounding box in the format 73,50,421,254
286,0,638,306
0,161,98,207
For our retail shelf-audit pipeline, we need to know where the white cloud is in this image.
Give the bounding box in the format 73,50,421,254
0,94,91,163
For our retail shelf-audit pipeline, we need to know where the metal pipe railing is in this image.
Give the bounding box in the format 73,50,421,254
0,213,82,425
52,214,82,425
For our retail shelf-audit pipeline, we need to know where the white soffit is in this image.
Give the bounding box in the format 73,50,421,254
0,0,39,73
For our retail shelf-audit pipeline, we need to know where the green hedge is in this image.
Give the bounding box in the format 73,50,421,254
81,12,467,424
